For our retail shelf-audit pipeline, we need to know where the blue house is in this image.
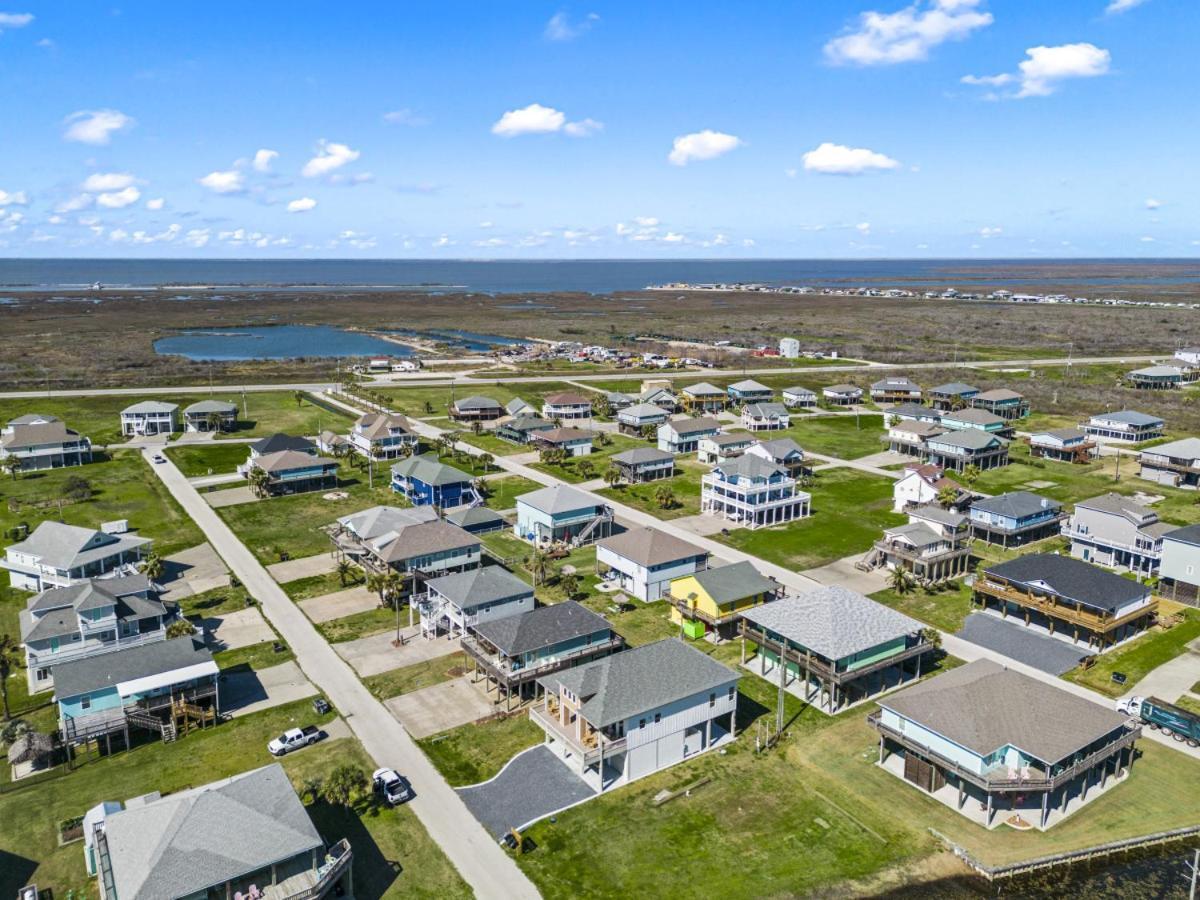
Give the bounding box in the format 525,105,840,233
515,484,613,546
391,452,479,508
968,491,1066,547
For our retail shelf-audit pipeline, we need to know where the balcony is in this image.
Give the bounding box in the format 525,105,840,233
530,703,626,766
264,840,353,900
974,578,1157,635
874,539,970,566
27,627,167,669
460,633,625,684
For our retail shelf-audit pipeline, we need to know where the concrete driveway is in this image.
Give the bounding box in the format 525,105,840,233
220,660,319,717
957,612,1094,675
204,606,276,651
458,744,596,838
159,543,231,603
803,555,889,594
299,586,379,623
385,676,492,738
335,628,461,677
268,552,338,584
205,485,259,508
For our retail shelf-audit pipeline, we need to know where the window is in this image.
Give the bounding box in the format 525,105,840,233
709,693,716,707
654,713,661,724
728,686,735,700
80,696,91,710
639,718,646,729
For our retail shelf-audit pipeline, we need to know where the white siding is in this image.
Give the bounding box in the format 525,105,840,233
622,682,737,749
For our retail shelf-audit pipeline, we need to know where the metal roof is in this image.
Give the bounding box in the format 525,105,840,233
516,484,603,515
970,490,1060,518
390,452,474,486
121,401,179,415
1089,410,1163,426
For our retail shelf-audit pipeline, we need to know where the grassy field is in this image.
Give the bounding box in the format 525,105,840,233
372,380,582,420
1063,608,1200,697
214,638,295,672
459,430,530,457
283,569,364,602
315,605,397,643
164,441,254,477
481,475,542,510
0,450,204,557
596,459,707,519
870,582,974,633
177,584,249,617
772,412,888,459
418,714,544,786
529,433,646,484
715,468,904,571
362,651,470,700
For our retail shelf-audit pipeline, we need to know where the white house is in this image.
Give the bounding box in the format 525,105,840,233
542,392,593,421
779,337,801,358
658,417,721,454
1159,524,1200,604
182,400,237,433
596,527,710,602
416,566,534,639
1138,437,1200,489
1067,492,1174,575
822,384,863,406
3,521,152,592
781,387,817,409
1083,410,1165,443
892,463,965,513
0,416,93,471
697,432,754,465
514,485,613,547
701,454,810,528
348,413,419,461
741,402,790,432
120,401,179,437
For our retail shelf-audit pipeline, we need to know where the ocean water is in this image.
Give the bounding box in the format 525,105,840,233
3,258,1200,295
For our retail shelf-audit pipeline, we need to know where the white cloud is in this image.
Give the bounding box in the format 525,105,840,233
478,221,494,229
382,108,428,126
252,149,279,172
667,130,743,166
1140,236,1155,242
184,228,211,248
433,234,455,248
801,142,900,175
979,226,1002,237
96,186,140,209
82,172,135,192
286,196,317,213
1144,198,1162,210
784,167,798,178
301,141,360,178
0,189,28,206
742,238,756,247
0,12,33,32
563,118,603,137
1106,0,1148,14
62,109,134,145
57,194,93,213
662,232,687,244
544,11,599,41
492,103,565,137
964,43,1110,99
824,0,992,66
634,216,659,227
198,170,245,194
145,197,165,210
856,222,872,236
473,237,508,248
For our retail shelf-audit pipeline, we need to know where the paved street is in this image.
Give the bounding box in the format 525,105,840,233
141,447,540,900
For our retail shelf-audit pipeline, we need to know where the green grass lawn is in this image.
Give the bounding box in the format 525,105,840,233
176,584,248,617
480,530,535,565
528,434,646,484
1176,695,1200,717
0,450,204,557
362,651,470,700
481,475,542,510
870,582,974,633
596,460,706,520
0,584,57,726
459,430,529,457
315,605,397,643
579,593,676,647
775,412,887,460
715,468,904,571
214,638,294,672
283,569,364,602
164,441,253,477
1062,608,1200,697
418,714,544,786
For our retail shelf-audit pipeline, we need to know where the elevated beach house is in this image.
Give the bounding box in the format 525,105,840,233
416,565,534,639
1067,492,1175,575
869,515,971,583
928,382,980,411
1029,427,1097,463
604,391,635,411
973,553,1156,649
938,407,1012,438
450,395,504,422
870,376,923,404
741,586,932,714
390,452,479,508
348,412,419,460
741,402,791,432
1159,524,1200,604
658,416,721,454
182,399,237,433
119,401,179,437
531,427,595,457
892,463,966,513
667,560,782,640
244,449,339,496
744,437,807,478
532,638,739,792
967,491,1065,546
821,384,863,406
701,454,811,528
970,388,1030,420
884,419,946,458
924,429,1009,473
596,526,710,602
697,431,754,465
1127,364,1191,390
1083,410,1164,443
0,415,92,471
680,382,728,414
515,484,613,546
871,658,1139,829
4,521,151,592
611,446,675,482
244,432,317,460
85,763,352,900
640,385,678,412
496,413,556,444
781,386,817,409
464,600,624,708
616,402,669,437
727,379,773,405
331,505,481,583
542,391,593,421
1138,437,1200,489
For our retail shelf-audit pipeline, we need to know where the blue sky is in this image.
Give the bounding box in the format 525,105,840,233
0,0,1194,258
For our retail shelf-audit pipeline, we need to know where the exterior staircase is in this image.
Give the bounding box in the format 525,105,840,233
856,547,884,572
572,508,614,547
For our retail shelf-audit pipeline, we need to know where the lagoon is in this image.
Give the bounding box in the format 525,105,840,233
154,325,412,361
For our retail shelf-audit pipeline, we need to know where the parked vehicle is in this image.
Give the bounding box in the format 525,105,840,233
153,454,166,464
312,696,331,715
1116,696,1200,747
372,768,412,806
267,725,324,756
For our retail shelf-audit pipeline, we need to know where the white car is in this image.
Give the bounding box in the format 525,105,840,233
372,767,412,806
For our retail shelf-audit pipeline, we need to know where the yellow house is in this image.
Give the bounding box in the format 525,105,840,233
668,561,782,640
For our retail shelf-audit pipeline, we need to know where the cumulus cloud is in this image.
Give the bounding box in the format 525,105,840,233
145,197,164,210
1106,0,1148,13
56,194,93,213
432,234,455,248
286,196,317,213
252,149,279,172
667,130,743,166
382,108,428,126
96,186,140,208
856,222,872,236
1145,198,1162,210
0,12,33,32
824,0,992,66
563,118,603,137
492,103,565,137
62,109,134,145
544,11,599,41
963,43,1110,99
0,189,28,206
979,226,1003,238
82,172,135,192
198,169,245,194
801,142,899,175
301,141,360,178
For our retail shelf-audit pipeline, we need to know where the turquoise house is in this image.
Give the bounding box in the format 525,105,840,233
514,484,613,546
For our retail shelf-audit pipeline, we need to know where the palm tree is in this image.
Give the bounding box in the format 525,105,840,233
247,466,271,498
336,559,355,586
140,553,165,584
472,420,483,435
559,570,579,600
654,484,676,510
591,396,611,418
1,457,20,481
936,485,960,509
423,400,434,414
604,465,622,489
382,571,404,610
0,634,18,720
321,764,367,807
205,411,224,433
293,390,305,409
889,567,913,595
479,452,495,473
576,459,595,480
299,776,324,805
962,464,981,489
921,627,943,652
639,424,657,442
526,550,551,587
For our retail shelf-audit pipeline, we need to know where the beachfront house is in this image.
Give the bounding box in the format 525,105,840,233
542,391,593,421
531,638,740,792
1138,437,1200,489
1159,524,1200,604
869,515,971,583
640,386,678,412
727,379,773,405
822,384,863,406
967,491,1065,546
617,402,669,437
1029,428,1097,463
1127,365,1191,389
514,484,613,547
611,447,675,482
596,526,709,602
781,386,817,409
348,412,419,460
970,388,1030,420
1083,410,1164,443
0,415,92,471
604,391,635,411
245,432,317,460
85,763,352,900
973,554,1156,649
182,400,238,433
697,431,754,465
741,586,932,714
700,454,810,528
1175,347,1200,368
390,452,479,508
416,565,534,640
927,383,980,411
871,377,922,404
744,437,807,478
741,402,790,432
658,416,721,454
450,395,504,422
1067,492,1174,575
331,505,481,583
888,403,942,425
871,659,1139,829
531,427,595,457
3,521,151,592
924,429,1009,473
496,414,557,444
681,382,728,414
119,401,179,437
667,560,782,640
892,463,966,513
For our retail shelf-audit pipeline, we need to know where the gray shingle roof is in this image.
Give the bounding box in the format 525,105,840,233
445,506,506,529
617,403,668,421
1165,523,1200,547
121,401,179,415
251,449,337,474
884,522,943,548
540,638,738,728
597,527,707,568
1075,492,1156,524
1141,437,1200,459
52,636,214,700
741,586,922,662
970,490,1060,518
929,382,978,395
1,421,85,450
974,388,1024,402
728,379,771,393
338,505,439,541
823,384,863,395
456,395,503,411
685,561,778,605
1130,365,1183,378
929,429,1004,450
682,382,725,397
390,452,474,486
376,520,479,564
707,432,754,448
1090,410,1163,426
1032,427,1089,441
942,408,1005,427
535,427,594,444
889,402,939,420
782,386,816,397
750,437,804,461
984,553,1149,615
183,400,237,416
6,521,151,571
517,484,603,515
664,416,721,436
471,600,612,657
505,398,533,415
22,576,162,643
872,377,921,391
425,566,533,610
103,763,323,900
743,402,789,419
544,391,592,406
909,505,968,529
249,433,316,455
354,412,415,440
713,454,787,480
7,413,59,426
879,658,1129,764
611,447,674,466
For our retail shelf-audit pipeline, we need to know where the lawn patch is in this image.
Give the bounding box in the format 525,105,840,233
1062,608,1200,697
870,582,973,633
779,413,887,460
165,441,252,477
362,651,470,700
316,605,396,644
418,714,544,787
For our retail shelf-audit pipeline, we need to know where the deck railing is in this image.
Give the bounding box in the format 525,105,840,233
974,578,1157,634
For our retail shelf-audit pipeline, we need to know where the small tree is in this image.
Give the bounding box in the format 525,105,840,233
1,457,20,481
591,396,611,418
576,459,595,480
336,559,355,586
559,570,579,600
604,465,622,489
479,452,494,474
322,764,368,807
141,553,165,583
166,619,194,639
889,566,913,595
0,634,18,720
472,420,483,435
936,485,959,509
921,626,943,652
62,475,93,502
1,717,30,744
961,464,981,489
526,550,551,587
639,424,657,442
293,390,305,409
299,775,324,805
654,484,676,510
247,466,271,498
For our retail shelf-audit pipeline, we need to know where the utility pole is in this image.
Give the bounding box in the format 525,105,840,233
1184,847,1198,900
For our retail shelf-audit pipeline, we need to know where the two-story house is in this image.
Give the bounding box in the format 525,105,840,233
727,379,773,405
496,414,557,444
938,407,1011,437
119,401,179,437
1159,524,1200,604
781,386,817,409
928,382,980,411
348,412,419,460
390,452,479,508
542,392,593,421
822,384,863,406
450,395,504,422
1138,437,1200,489
888,402,942,425
657,417,722,454
970,388,1030,420
532,638,739,792
680,382,728,414
667,560,782,640
596,526,710,602
616,402,670,437
884,420,946,457
1083,410,1165,443
639,386,678,412
531,427,595,457
924,429,1009,473
515,484,613,546
604,391,635,411
1029,427,1097,463
1127,365,1189,389
332,505,481,584
1,415,93,471
19,574,172,692
3,521,152,592
701,454,810,528
245,449,339,495
697,431,754,465
611,447,675,482
417,565,534,639
967,491,1065,547
741,402,791,432
1067,492,1176,575
892,463,966,513
871,377,923,404
744,437,807,478
871,515,971,583
182,400,238,433
244,432,317,462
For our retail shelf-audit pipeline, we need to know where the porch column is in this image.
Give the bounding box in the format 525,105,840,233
1041,791,1049,829
985,792,993,826
879,734,885,764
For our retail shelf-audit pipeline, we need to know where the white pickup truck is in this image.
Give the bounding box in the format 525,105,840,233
267,726,324,756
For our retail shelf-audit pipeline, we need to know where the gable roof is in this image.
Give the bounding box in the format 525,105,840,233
505,397,533,415
390,452,474,486
541,638,738,728
251,449,337,474
53,636,215,700
728,379,771,393
103,763,323,900
183,400,237,416
121,401,179,415
743,402,789,419
879,659,1129,765
1089,409,1162,426
355,413,415,440
909,504,968,529
455,395,502,411
6,521,151,570
884,521,944,549
249,433,315,455
338,504,439,541
472,600,612,657
749,437,805,461
611,447,674,466
663,416,721,436
424,565,533,610
782,386,816,397
374,520,480,563
1074,492,1157,525
682,381,726,397
543,391,592,406
741,585,922,662
929,382,978,395
984,553,1149,614
970,490,1060,518
598,526,706,568
685,560,778,604
517,484,602,515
